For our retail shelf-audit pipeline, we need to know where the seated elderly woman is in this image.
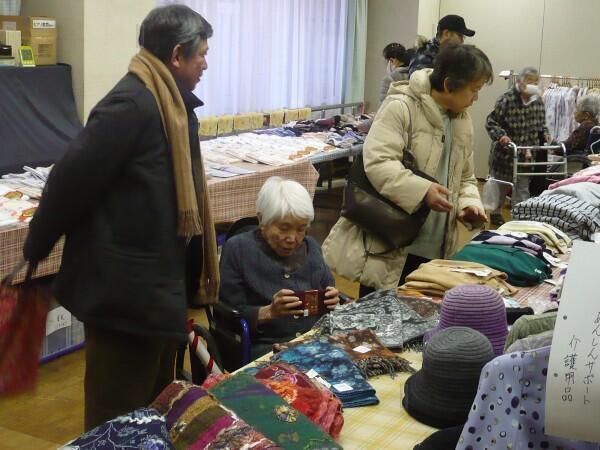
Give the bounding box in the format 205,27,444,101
562,95,600,154
219,176,340,359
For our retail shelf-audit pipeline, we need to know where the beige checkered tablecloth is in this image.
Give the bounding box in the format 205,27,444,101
0,160,319,283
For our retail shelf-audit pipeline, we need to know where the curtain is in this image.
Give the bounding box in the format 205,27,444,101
343,0,368,104
158,0,348,117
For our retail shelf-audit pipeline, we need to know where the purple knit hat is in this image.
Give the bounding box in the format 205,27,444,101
424,284,508,355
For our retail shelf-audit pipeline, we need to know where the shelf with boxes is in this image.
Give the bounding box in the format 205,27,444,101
0,15,57,66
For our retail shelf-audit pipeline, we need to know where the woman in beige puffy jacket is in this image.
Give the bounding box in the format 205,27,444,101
323,43,493,297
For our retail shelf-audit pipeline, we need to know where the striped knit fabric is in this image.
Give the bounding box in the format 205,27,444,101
512,194,600,240
424,284,508,356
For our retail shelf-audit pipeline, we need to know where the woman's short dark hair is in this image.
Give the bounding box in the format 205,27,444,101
139,5,213,63
382,43,406,62
429,43,493,92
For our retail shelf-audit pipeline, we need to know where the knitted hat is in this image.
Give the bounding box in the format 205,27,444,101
424,284,508,355
403,327,494,428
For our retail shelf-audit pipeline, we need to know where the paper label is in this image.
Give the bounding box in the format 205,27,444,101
306,369,319,379
32,19,56,29
333,383,353,392
45,306,71,336
449,268,491,277
353,345,371,353
315,376,331,389
545,241,600,442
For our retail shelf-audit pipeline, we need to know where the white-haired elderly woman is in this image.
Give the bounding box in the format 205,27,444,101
219,176,340,359
562,95,600,154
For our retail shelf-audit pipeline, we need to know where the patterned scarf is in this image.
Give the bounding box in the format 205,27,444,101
128,48,219,303
150,380,278,450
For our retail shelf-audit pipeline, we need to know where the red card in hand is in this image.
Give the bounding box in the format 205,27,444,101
293,289,327,317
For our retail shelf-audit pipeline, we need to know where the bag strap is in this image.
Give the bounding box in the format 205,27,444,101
401,100,419,171
1,260,35,287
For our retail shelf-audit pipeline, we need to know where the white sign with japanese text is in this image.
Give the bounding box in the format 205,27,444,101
546,241,600,442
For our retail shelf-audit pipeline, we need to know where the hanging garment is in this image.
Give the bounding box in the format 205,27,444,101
456,347,600,450
452,244,552,287
272,341,379,408
59,408,173,450
400,259,519,297
512,194,600,240
208,373,342,449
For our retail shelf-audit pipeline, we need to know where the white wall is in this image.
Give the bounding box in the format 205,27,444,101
416,0,438,38
364,0,419,112
21,0,85,119
23,0,154,121
83,0,155,119
416,0,600,177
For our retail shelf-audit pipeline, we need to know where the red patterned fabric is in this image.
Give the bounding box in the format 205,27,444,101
254,362,344,439
0,276,49,395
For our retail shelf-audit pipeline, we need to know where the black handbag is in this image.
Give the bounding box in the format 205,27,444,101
340,108,437,255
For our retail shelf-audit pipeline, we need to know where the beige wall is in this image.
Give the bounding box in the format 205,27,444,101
22,0,84,120
416,0,438,38
83,0,155,119
22,0,154,121
414,0,600,177
364,0,419,113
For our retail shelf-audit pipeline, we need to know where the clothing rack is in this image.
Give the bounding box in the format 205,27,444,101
499,70,600,88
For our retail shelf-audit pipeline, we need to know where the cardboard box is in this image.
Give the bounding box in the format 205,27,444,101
0,15,56,65
0,29,21,58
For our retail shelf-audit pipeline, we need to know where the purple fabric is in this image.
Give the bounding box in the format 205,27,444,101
457,347,600,450
424,284,508,356
470,235,542,257
165,387,209,430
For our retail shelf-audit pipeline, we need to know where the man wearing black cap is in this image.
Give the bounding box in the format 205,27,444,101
409,14,475,76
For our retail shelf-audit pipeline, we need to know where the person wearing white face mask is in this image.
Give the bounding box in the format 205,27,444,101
484,66,551,225
379,43,413,104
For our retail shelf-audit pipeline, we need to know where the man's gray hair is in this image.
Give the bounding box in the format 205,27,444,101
139,4,213,63
576,95,600,119
256,177,314,226
518,66,539,81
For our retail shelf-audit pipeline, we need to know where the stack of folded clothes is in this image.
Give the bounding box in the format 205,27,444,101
399,259,518,297
273,340,379,407
497,220,571,254
452,242,552,286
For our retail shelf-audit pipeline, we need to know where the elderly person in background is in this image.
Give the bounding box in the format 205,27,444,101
562,95,600,154
219,177,340,359
484,66,551,225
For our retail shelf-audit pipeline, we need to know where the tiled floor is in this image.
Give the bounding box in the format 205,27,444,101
0,182,510,448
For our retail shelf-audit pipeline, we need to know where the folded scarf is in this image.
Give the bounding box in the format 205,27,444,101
254,362,344,439
208,373,342,449
313,290,439,349
273,341,379,407
150,380,278,450
128,48,219,303
60,408,173,450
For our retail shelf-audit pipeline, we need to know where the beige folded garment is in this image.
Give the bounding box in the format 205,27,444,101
400,259,518,297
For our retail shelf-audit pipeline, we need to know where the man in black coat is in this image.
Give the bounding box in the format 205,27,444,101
409,15,475,76
23,5,217,430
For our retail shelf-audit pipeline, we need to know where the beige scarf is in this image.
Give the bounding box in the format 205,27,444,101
129,48,219,304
